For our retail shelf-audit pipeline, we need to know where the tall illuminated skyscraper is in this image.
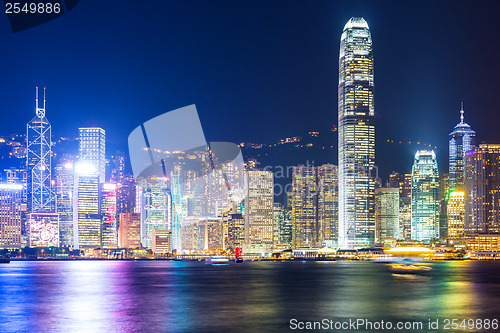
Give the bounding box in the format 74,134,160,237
338,17,375,248
464,144,500,235
245,170,273,245
291,166,318,248
73,163,101,249
411,150,439,241
79,128,106,183
54,161,74,247
449,103,475,191
26,87,56,213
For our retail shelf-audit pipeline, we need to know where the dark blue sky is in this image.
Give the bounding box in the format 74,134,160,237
1,0,499,175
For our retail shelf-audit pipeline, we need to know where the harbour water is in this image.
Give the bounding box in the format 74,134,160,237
0,260,499,332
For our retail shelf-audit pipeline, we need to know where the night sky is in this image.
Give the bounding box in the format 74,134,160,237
1,0,500,177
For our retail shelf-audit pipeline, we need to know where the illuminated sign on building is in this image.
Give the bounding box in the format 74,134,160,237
29,212,60,247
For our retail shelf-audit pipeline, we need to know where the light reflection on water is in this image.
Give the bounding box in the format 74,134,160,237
0,260,498,332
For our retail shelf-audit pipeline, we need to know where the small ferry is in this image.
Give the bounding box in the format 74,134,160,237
206,255,230,265
389,263,431,274
234,247,244,263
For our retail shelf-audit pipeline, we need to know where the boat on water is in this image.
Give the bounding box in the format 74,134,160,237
235,257,244,263
234,247,243,264
0,257,10,264
206,255,230,265
389,263,431,274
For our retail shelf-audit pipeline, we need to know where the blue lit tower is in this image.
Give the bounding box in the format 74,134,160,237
26,87,56,213
449,103,476,191
338,17,375,248
411,150,439,241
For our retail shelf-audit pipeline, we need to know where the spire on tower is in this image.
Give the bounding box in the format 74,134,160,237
460,102,464,124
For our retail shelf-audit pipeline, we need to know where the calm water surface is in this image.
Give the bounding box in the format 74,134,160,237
0,260,499,332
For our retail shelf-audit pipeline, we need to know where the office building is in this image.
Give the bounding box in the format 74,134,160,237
411,150,439,241
73,162,101,249
136,177,170,249
54,161,74,247
0,184,24,249
447,191,465,239
118,213,141,248
318,164,338,246
79,127,106,183
226,213,245,251
338,17,375,248
449,104,475,191
464,144,500,234
291,166,318,248
152,229,172,254
101,183,118,248
375,188,399,244
245,170,273,245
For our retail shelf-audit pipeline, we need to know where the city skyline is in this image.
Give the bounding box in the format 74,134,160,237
1,1,500,178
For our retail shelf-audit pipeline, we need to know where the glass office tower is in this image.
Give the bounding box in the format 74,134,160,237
338,17,375,248
411,150,439,241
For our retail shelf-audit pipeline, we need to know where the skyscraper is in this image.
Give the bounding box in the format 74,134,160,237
79,128,106,183
447,191,465,239
375,188,400,244
449,104,476,191
245,170,273,245
0,184,24,249
26,87,56,213
101,183,118,248
73,162,101,249
137,177,170,249
338,17,375,249
464,144,500,235
411,150,439,241
291,165,318,248
118,212,141,248
388,172,412,239
318,164,338,246
54,161,74,247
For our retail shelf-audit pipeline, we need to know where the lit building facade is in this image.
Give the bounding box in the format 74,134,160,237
73,163,101,249
101,183,117,248
79,127,106,183
374,188,399,244
411,150,439,241
54,161,74,247
0,184,24,249
245,170,273,245
197,217,224,252
338,17,375,249
29,212,59,247
292,166,318,248
152,229,172,254
118,213,141,248
318,164,338,246
447,191,465,239
137,177,170,249
464,144,500,234
226,213,245,251
449,104,475,191
388,172,412,240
